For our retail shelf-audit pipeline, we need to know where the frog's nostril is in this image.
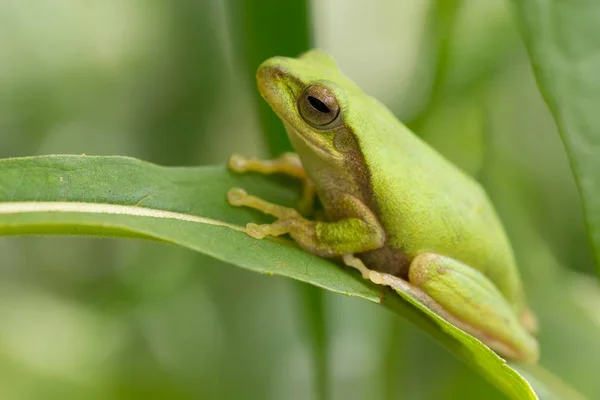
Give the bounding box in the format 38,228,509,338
257,64,286,83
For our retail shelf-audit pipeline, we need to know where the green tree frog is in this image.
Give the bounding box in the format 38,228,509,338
227,50,539,363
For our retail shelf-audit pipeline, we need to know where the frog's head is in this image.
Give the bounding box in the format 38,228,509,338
257,49,368,166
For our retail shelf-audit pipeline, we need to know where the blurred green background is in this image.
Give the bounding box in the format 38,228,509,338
1,1,599,399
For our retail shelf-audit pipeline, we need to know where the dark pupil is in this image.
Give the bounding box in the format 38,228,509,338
307,96,330,113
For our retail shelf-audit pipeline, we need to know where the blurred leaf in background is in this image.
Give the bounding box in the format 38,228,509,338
1,0,600,399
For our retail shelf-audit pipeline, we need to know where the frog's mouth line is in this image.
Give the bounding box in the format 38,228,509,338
281,122,335,159
286,121,345,164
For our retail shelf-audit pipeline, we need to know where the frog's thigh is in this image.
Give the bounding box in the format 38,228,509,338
409,253,538,363
229,152,316,214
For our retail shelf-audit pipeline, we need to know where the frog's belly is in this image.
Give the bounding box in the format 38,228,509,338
358,245,411,277
357,216,504,279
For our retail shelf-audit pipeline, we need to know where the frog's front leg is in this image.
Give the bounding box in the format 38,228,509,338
228,188,385,257
229,152,316,215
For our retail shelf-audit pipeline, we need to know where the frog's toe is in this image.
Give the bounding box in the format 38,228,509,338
521,307,538,334
245,223,269,239
368,270,385,284
227,187,248,206
228,154,249,172
342,253,374,280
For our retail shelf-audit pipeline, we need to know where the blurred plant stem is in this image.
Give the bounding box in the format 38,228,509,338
383,319,405,400
135,0,227,166
407,0,463,134
225,0,312,155
225,1,329,398
298,284,329,400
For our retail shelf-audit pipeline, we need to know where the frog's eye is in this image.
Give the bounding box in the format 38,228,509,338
298,85,340,128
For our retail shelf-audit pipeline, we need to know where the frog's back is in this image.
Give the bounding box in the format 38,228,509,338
352,98,525,308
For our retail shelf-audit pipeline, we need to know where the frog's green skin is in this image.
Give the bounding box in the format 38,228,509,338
228,50,538,363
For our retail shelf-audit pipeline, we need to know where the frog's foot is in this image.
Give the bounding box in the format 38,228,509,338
228,187,303,239
228,188,385,257
342,253,388,283
228,187,298,218
229,152,305,176
521,307,538,334
228,153,316,215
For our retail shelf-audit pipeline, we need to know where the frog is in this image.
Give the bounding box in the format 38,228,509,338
227,49,539,363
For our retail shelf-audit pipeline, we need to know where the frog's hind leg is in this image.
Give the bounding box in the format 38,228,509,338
229,152,316,214
408,253,538,363
343,252,539,363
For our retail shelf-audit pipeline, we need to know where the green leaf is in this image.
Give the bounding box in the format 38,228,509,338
511,0,600,277
0,155,540,399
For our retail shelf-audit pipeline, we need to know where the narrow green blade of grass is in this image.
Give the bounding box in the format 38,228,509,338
0,155,545,399
225,0,311,155
223,2,327,396
511,0,600,277
407,0,463,132
136,1,228,166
